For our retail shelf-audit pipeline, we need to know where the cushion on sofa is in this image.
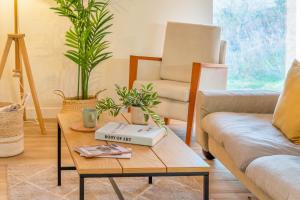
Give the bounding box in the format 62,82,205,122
246,155,300,200
202,112,300,170
273,59,300,144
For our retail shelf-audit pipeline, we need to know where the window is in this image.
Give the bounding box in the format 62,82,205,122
214,0,288,89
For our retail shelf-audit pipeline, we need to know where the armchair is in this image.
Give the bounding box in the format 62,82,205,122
129,22,228,145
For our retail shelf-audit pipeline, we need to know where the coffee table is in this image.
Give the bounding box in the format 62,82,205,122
57,112,210,200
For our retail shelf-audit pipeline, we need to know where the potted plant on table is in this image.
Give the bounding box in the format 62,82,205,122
52,0,113,111
96,83,165,127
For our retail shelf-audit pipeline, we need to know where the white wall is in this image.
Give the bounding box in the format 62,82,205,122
0,0,213,118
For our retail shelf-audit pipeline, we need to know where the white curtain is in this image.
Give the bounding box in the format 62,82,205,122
286,0,297,70
297,0,300,60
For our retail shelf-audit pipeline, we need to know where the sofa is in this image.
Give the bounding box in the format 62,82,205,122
196,90,300,200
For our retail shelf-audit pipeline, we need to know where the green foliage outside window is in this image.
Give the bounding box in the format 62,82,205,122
214,0,286,90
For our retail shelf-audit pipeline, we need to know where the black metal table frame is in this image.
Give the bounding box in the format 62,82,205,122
57,123,209,200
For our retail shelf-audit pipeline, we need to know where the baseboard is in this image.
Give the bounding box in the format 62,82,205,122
25,107,61,119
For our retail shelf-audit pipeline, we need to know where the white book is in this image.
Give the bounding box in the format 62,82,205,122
95,122,167,146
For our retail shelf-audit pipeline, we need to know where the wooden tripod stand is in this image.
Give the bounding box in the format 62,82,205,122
0,34,46,134
0,0,45,134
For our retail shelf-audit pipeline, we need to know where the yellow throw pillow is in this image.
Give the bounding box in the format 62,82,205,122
272,59,300,144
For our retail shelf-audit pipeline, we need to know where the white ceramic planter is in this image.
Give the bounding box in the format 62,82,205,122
131,107,148,125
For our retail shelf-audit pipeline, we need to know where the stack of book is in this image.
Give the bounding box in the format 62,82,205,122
74,144,132,159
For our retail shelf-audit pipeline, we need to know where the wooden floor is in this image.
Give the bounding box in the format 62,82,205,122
0,165,8,200
0,120,255,200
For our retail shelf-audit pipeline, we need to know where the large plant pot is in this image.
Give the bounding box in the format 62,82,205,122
131,107,148,125
54,90,98,113
61,97,97,113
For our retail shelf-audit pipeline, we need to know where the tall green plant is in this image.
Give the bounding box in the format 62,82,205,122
52,0,113,99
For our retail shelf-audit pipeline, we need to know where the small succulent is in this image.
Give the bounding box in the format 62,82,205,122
96,83,165,127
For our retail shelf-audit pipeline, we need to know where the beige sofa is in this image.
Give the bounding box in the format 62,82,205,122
196,90,300,200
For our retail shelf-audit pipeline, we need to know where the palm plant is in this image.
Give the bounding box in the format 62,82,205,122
52,0,113,99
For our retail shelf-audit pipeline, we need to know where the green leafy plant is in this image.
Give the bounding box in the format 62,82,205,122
96,83,165,127
52,0,113,99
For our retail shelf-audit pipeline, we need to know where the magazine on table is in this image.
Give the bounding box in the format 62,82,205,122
94,153,132,159
95,122,167,146
74,144,132,158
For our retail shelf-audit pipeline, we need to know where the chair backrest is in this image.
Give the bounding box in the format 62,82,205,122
160,22,222,82
219,40,227,64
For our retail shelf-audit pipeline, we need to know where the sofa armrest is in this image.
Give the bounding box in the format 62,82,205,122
197,90,280,119
195,90,280,151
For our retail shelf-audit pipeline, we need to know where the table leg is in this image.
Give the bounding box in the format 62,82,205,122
57,123,61,186
109,178,125,200
148,176,153,184
80,176,84,200
203,173,209,200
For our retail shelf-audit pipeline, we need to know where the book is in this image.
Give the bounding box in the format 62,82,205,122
74,144,132,158
95,122,167,146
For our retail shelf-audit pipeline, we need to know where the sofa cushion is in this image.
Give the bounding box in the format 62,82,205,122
133,80,190,102
273,59,300,144
202,112,300,170
246,155,300,200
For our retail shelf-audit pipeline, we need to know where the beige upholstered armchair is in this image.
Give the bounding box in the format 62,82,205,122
129,22,228,145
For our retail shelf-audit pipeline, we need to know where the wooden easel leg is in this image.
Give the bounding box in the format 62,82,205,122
14,39,26,120
18,38,46,134
0,38,13,78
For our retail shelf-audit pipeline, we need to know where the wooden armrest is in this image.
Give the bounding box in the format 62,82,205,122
130,55,162,62
186,62,228,144
129,55,162,89
189,62,227,99
189,62,227,100
194,62,227,69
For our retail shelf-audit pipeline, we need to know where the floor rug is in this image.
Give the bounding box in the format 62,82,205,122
8,164,206,200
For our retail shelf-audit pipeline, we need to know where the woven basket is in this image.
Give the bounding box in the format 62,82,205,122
0,102,24,157
61,97,97,113
0,102,24,138
54,90,104,113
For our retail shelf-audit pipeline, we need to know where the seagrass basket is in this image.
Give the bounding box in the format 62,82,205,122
61,97,97,113
0,102,24,157
54,90,103,113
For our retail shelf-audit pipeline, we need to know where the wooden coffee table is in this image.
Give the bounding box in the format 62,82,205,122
57,112,210,200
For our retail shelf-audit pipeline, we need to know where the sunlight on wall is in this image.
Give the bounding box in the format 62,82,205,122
0,0,212,118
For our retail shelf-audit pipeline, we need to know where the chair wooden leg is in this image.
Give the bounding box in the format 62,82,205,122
185,63,202,145
185,110,194,145
164,118,170,125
